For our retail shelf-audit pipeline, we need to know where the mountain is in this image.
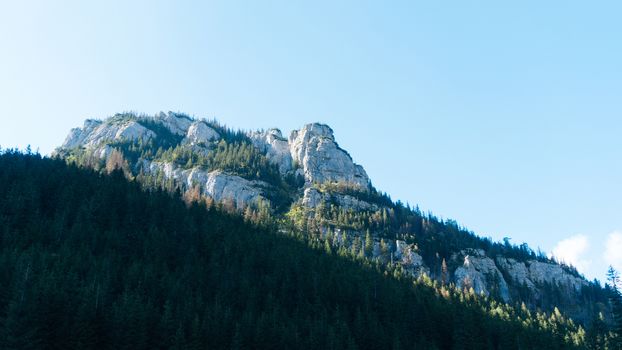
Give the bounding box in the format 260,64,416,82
55,111,610,324
0,151,591,349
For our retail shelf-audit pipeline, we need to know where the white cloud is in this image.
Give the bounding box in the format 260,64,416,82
551,234,591,274
605,231,622,271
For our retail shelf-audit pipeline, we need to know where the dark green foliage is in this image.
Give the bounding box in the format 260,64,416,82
0,151,588,349
202,119,251,144
586,312,609,349
303,189,608,318
137,117,185,150
153,139,300,211
607,267,622,349
159,140,284,184
315,181,390,207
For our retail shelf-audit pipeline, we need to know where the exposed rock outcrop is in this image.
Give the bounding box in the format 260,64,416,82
184,121,220,145
301,187,379,211
62,119,103,149
154,111,193,136
62,118,155,149
394,240,429,277
142,161,268,209
289,123,369,189
453,249,511,302
302,187,323,208
495,257,587,294
249,128,293,173
61,116,375,211
203,170,269,209
496,257,536,290
527,261,588,292
451,251,587,305
333,194,378,211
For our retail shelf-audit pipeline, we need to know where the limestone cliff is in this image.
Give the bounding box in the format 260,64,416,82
60,114,375,213
288,123,370,189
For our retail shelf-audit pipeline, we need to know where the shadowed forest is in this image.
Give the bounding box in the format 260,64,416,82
0,150,621,349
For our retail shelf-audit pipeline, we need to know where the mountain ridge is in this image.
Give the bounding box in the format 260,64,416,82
55,111,611,324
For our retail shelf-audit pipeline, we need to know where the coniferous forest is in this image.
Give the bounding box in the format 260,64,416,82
0,150,620,349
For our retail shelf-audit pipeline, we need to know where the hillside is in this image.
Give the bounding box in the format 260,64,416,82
54,112,611,325
0,151,596,349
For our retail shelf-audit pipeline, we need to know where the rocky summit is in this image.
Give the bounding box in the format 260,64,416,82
56,111,608,324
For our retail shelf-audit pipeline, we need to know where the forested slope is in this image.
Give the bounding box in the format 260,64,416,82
55,113,611,325
0,151,592,349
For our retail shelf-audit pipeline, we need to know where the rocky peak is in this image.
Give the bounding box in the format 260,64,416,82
184,121,220,145
265,128,286,139
58,114,382,214
289,123,335,142
62,119,102,149
154,111,194,136
248,123,371,193
289,123,370,189
61,116,156,149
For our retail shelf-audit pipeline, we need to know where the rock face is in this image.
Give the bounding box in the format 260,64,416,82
453,249,511,302
203,170,268,209
234,123,378,211
249,124,370,188
394,240,429,277
302,187,379,211
527,261,588,292
333,194,379,211
289,123,370,189
62,118,156,149
62,119,103,149
184,121,220,145
496,257,536,290
142,161,268,209
450,250,588,305
154,111,193,136
302,187,323,208
495,257,588,294
249,129,293,173
60,115,375,211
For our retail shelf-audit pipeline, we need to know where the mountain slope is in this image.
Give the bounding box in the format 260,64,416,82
0,151,589,349
55,111,610,324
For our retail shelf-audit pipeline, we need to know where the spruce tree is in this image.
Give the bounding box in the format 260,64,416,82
364,229,373,258
608,266,622,349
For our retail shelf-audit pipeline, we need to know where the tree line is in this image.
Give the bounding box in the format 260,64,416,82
0,150,602,349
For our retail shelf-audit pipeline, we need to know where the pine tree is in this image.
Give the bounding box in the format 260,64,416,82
106,149,130,175
231,324,243,350
70,302,97,350
586,312,608,350
324,238,333,255
608,266,622,349
364,229,374,258
351,237,362,258
171,324,187,350
441,258,448,285
379,238,389,260
2,298,41,350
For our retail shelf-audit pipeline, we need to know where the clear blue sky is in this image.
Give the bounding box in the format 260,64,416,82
1,0,621,282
